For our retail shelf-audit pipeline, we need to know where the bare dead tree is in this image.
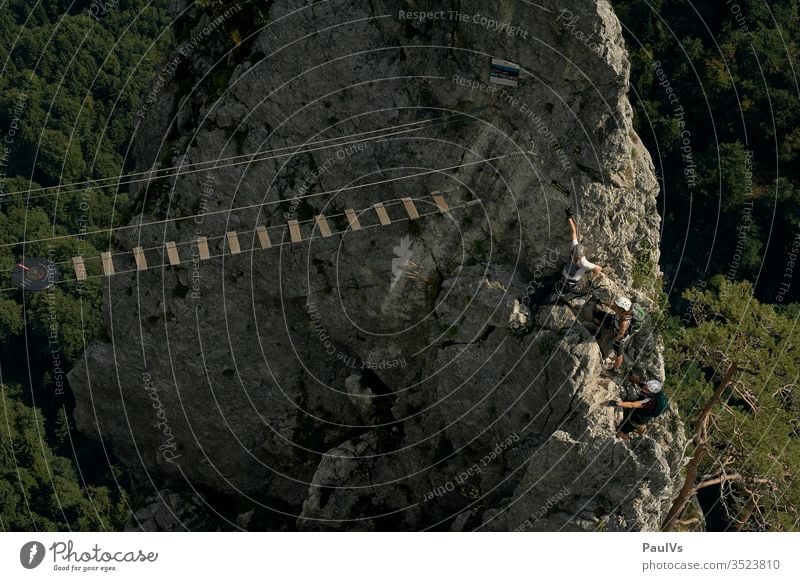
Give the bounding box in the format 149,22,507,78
661,363,738,531
734,493,758,531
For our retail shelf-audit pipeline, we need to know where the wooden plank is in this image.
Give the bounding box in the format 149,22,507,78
374,202,391,225
402,197,420,220
256,225,272,249
288,220,302,243
196,236,210,260
345,208,361,231
100,252,114,276
133,247,147,271
315,215,332,238
72,256,87,281
432,193,450,213
165,241,180,266
226,231,241,255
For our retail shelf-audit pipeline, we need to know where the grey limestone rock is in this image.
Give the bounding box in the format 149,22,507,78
69,0,681,530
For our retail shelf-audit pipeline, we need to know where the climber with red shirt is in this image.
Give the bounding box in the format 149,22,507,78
608,374,668,440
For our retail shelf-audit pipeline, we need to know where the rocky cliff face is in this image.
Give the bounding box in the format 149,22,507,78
68,0,682,531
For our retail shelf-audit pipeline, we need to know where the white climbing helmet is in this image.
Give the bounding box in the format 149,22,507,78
645,380,663,394
614,296,632,311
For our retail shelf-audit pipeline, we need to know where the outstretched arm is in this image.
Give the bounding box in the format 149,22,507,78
620,400,647,409
568,217,578,241
585,259,602,275
614,400,647,409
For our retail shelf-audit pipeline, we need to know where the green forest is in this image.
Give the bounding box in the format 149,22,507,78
0,0,171,530
0,0,798,531
614,0,800,303
614,0,800,529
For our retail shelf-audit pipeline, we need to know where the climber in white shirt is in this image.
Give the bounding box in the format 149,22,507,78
559,209,602,293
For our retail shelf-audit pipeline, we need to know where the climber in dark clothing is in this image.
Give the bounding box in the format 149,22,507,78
609,374,667,440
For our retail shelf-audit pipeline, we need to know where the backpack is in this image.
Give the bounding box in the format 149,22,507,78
630,303,647,335
641,391,669,420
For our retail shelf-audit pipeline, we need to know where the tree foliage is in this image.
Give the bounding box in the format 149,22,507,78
0,0,171,531
664,279,800,530
1,382,128,531
613,0,800,301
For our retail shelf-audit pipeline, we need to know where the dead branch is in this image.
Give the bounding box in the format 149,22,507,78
661,364,738,531
693,474,776,492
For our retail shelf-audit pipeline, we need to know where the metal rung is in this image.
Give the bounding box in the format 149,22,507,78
256,225,272,249
226,231,241,254
288,220,302,243
196,236,210,260
101,252,114,276
402,197,419,220
72,256,87,281
345,208,361,231
432,193,449,213
374,203,391,225
165,241,180,266
315,215,332,237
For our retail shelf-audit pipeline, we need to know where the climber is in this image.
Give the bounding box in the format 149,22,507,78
608,375,668,440
557,208,602,298
593,295,633,374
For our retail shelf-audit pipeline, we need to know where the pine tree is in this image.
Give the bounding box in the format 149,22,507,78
663,278,800,530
